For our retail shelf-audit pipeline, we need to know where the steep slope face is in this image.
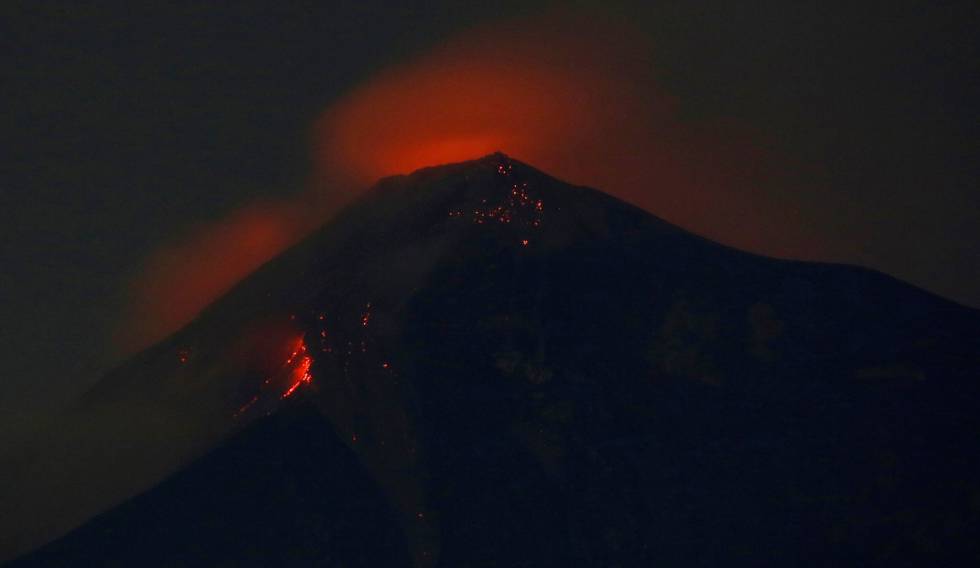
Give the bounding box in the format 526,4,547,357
8,154,980,566
11,405,412,567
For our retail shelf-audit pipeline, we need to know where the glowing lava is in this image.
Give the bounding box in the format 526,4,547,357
281,341,314,399
448,159,545,249
235,334,315,417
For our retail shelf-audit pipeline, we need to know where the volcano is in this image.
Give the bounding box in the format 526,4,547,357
6,154,980,566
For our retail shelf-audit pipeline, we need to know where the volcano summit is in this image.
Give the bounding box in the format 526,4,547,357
6,154,980,566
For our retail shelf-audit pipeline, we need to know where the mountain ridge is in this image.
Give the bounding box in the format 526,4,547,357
6,153,980,566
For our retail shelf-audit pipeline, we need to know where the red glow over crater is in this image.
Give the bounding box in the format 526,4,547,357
120,11,826,356
313,19,642,185
314,13,823,258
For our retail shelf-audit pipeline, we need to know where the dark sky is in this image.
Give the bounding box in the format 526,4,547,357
3,1,978,426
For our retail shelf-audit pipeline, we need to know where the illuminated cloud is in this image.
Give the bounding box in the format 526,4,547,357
122,10,823,353
314,11,824,255
120,199,314,354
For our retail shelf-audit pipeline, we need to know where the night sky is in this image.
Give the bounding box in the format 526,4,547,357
3,1,978,433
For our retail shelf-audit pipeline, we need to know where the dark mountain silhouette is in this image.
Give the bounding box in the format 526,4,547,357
8,154,980,566
10,404,411,567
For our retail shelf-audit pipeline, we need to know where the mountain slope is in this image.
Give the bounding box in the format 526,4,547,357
11,404,411,567
8,153,980,566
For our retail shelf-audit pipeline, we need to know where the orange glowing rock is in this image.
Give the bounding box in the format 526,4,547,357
281,354,313,399
280,338,314,399
234,334,316,417
235,395,259,417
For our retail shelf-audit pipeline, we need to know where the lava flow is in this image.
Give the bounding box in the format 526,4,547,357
235,334,315,418
280,340,314,399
